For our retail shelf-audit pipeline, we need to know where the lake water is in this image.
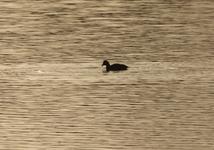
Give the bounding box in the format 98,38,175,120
0,0,213,149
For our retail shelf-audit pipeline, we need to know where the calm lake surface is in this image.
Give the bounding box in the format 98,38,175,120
0,0,213,149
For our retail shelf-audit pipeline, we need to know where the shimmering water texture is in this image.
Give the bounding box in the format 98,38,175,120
0,0,213,150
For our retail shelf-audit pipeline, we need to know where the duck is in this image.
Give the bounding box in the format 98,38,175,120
102,60,128,72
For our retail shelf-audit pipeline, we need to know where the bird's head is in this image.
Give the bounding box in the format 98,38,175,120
102,60,110,66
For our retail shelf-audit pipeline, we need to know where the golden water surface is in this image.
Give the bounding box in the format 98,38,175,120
0,0,213,149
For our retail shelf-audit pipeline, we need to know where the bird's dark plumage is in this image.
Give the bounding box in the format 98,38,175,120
102,60,128,72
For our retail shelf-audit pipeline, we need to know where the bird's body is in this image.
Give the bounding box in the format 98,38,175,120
102,60,128,72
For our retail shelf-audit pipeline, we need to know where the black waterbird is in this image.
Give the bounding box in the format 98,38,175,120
102,60,128,72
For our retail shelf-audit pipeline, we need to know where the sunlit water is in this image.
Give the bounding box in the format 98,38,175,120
0,0,213,149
